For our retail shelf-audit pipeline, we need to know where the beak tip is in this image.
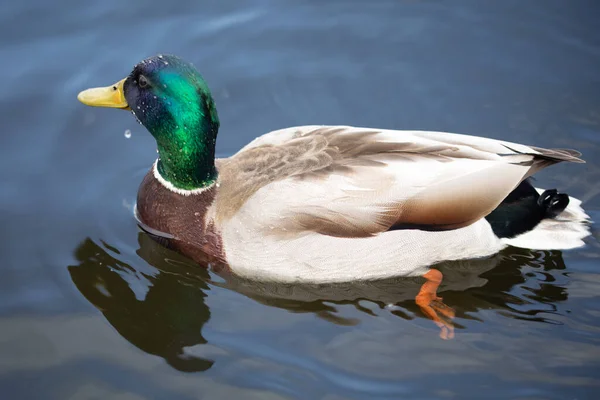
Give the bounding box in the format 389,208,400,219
76,91,87,104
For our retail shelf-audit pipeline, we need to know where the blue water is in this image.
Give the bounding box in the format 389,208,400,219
1,0,600,398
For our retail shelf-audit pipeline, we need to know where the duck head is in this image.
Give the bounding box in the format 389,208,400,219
78,55,220,191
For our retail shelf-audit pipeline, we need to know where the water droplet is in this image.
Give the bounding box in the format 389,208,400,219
136,106,140,109
124,129,132,139
158,54,163,59
153,96,157,99
164,61,169,65
163,84,167,88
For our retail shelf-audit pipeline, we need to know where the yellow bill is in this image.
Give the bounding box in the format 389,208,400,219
77,78,130,109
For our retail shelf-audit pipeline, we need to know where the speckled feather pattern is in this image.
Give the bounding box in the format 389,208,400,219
137,124,589,282
124,55,220,190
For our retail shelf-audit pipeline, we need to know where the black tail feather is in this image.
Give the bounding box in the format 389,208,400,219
537,189,569,218
486,180,569,238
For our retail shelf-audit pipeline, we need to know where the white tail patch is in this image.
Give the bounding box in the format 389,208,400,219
502,188,591,250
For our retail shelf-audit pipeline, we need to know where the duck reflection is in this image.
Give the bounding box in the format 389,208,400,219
68,233,214,372
69,231,570,369
221,246,568,338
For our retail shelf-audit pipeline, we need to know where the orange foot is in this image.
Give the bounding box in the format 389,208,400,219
415,269,455,340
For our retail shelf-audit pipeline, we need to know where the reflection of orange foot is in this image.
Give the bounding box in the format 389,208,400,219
415,269,455,340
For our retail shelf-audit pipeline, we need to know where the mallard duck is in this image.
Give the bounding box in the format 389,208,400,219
78,54,589,336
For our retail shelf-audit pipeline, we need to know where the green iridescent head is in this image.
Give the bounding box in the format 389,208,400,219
78,54,220,190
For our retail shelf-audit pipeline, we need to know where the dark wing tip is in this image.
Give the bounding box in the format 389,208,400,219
529,146,585,164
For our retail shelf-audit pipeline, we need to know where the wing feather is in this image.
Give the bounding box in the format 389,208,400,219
216,126,583,237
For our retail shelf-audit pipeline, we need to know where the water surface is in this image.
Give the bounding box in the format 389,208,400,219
2,0,600,398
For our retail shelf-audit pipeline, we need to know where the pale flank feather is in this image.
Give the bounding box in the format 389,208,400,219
216,126,582,234
211,126,586,282
221,217,505,282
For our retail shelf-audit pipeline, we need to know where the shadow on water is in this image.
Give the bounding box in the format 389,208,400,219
68,230,572,372
68,233,214,372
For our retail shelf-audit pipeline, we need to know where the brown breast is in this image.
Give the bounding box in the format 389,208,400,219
135,169,226,265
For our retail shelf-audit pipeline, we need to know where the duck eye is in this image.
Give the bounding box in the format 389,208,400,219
138,75,149,88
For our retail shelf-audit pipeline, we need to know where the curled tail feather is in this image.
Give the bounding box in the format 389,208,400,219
502,188,590,250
